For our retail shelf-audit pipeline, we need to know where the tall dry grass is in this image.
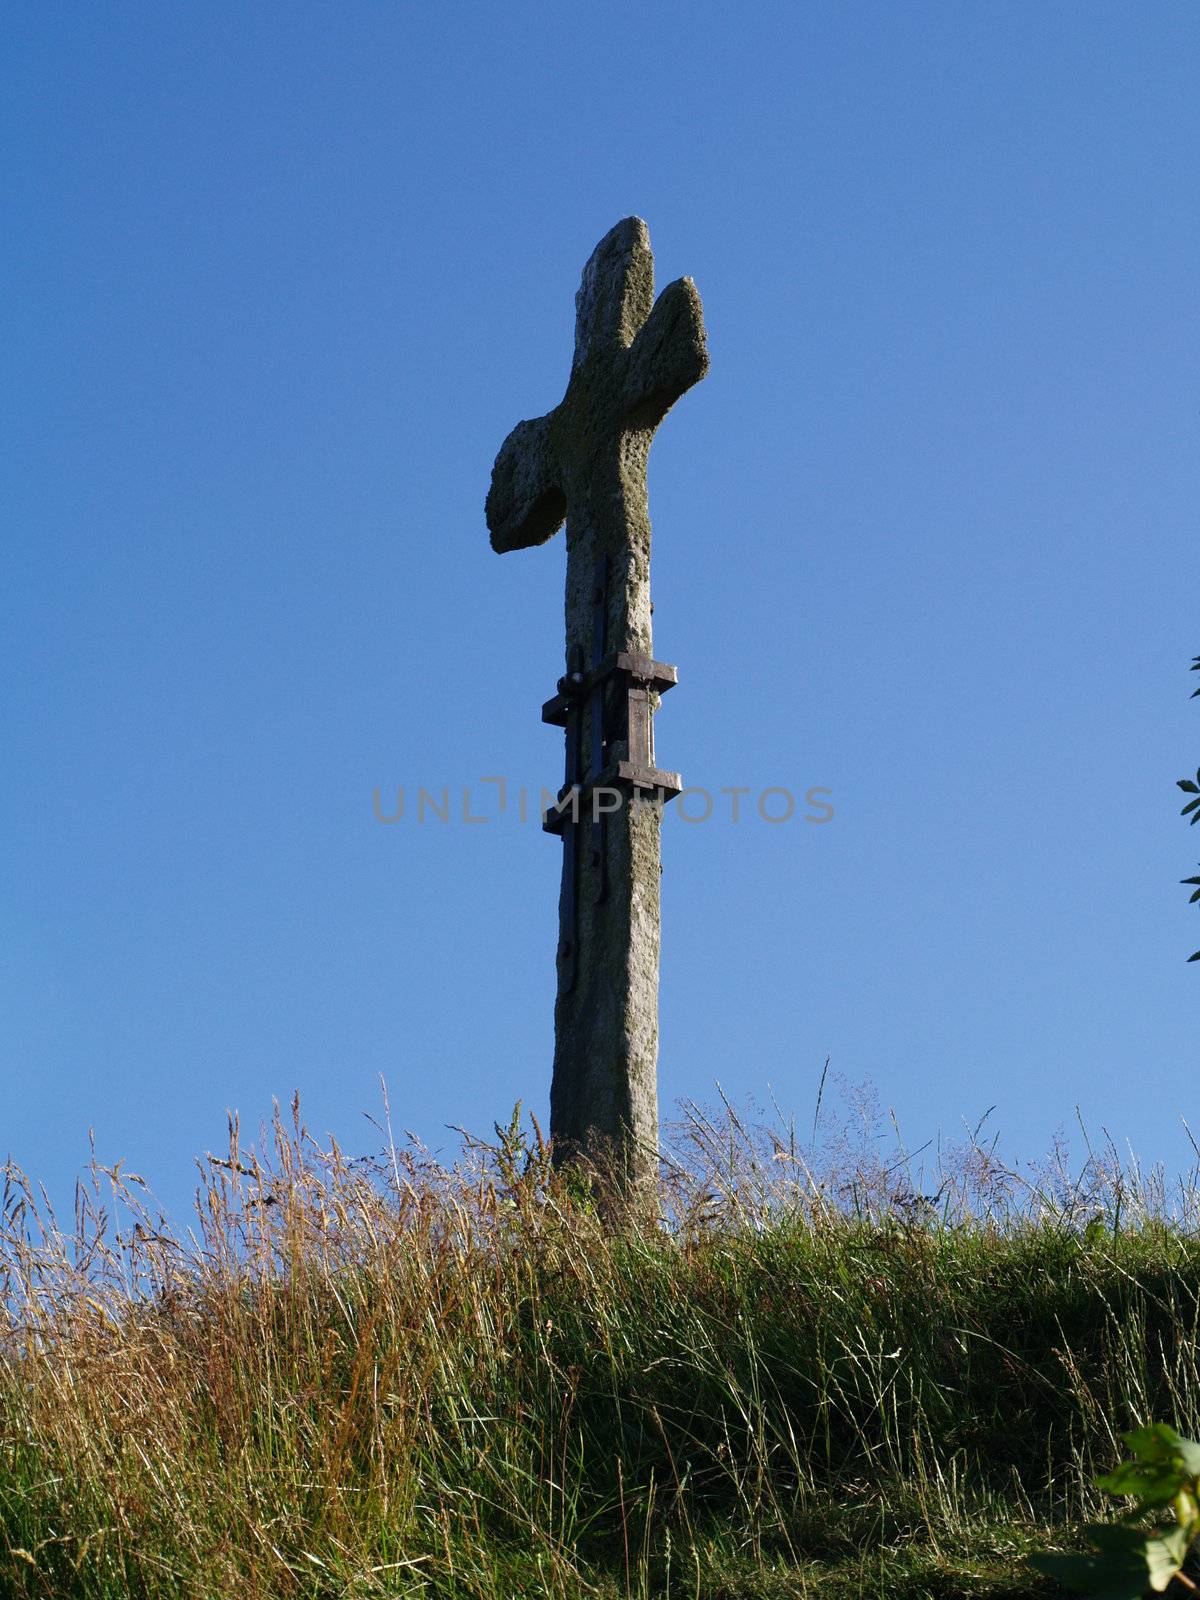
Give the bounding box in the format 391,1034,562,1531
3,1084,1200,1598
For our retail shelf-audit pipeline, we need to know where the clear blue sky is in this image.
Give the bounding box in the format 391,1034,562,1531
3,3,1197,1221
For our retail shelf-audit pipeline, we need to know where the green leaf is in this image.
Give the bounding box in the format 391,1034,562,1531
1182,798,1200,816
1145,1522,1192,1591
1029,1521,1157,1598
1097,1427,1196,1504
1100,1456,1187,1504
1180,781,1200,794
1189,889,1200,903
1026,1550,1145,1597
1189,950,1200,962
1109,1425,1200,1487
1181,877,1200,886
1121,1423,1190,1459
1032,1518,1199,1599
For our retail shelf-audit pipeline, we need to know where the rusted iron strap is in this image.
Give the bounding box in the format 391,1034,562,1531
541,652,678,726
542,764,684,836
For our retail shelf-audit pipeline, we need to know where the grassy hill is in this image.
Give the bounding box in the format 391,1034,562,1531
2,1096,1198,1598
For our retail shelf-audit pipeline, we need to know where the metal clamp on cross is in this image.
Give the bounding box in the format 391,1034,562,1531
486,217,709,1198
540,624,684,838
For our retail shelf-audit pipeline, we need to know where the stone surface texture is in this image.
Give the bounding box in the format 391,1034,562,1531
486,218,708,1196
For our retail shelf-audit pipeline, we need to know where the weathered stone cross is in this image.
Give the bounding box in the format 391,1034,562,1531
486,218,708,1197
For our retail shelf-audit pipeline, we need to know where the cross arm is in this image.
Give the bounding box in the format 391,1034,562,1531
486,413,567,554
622,276,709,430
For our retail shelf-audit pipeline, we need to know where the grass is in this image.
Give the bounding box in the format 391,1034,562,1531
2,1086,1200,1598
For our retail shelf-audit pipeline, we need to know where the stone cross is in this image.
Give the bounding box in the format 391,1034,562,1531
486,218,708,1197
